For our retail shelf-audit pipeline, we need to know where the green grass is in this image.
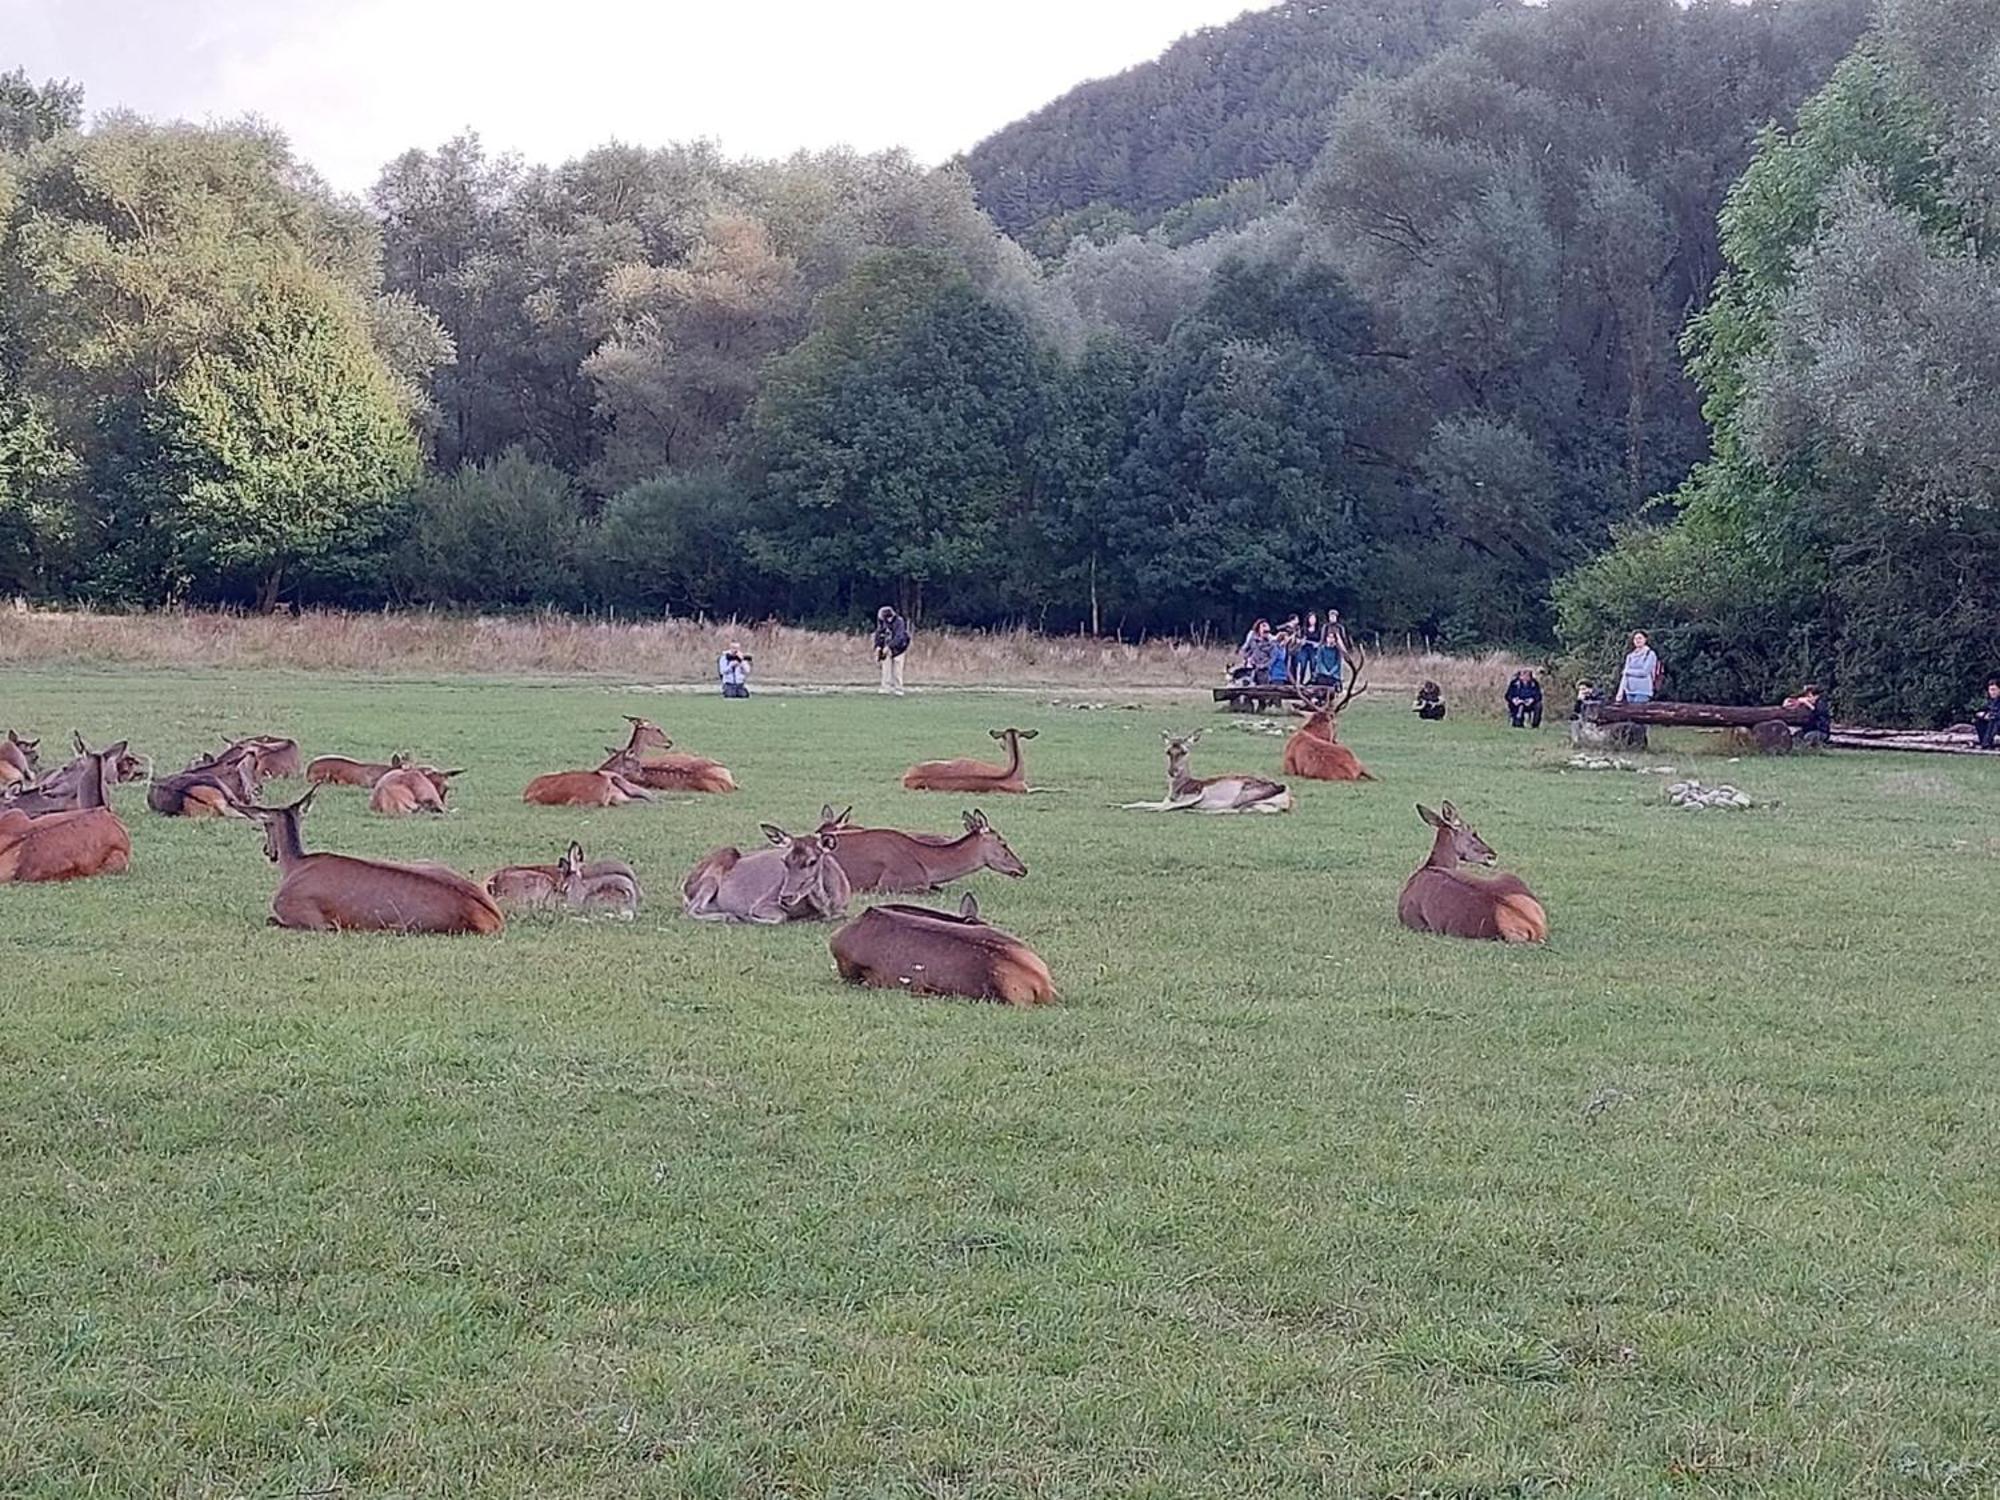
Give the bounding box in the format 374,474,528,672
2,670,1995,1498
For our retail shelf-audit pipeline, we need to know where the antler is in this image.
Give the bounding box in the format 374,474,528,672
1330,631,1368,715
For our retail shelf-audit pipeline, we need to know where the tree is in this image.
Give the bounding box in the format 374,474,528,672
387,449,585,609
589,470,764,617
0,68,83,154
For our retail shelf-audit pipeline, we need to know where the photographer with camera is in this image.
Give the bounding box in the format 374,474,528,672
874,605,911,696
719,641,752,699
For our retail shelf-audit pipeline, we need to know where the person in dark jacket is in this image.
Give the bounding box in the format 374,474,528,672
1414,681,1446,720
1783,683,1831,745
1974,679,2000,749
1505,670,1544,729
874,606,911,696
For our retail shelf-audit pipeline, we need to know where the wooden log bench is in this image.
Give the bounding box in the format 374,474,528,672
1212,683,1316,712
1585,701,1812,728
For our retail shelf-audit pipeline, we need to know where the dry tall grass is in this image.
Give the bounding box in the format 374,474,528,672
2,607,1532,706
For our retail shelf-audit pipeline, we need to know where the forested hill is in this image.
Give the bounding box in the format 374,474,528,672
964,0,1505,248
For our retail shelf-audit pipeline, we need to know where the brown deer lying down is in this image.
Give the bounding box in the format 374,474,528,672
523,747,657,808
612,717,737,793
558,840,641,917
369,764,463,817
148,751,259,818
0,738,132,884
816,806,1027,893
5,735,151,816
308,752,409,788
830,892,1057,1006
1283,643,1373,782
903,728,1039,794
242,787,504,935
682,823,851,924
1398,802,1548,945
1,730,39,789
1124,731,1293,813
215,735,301,781
485,842,640,914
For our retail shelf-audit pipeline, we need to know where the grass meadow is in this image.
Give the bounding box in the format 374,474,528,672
1,668,1995,1497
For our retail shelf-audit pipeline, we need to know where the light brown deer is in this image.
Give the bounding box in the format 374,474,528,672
1125,730,1292,813
830,892,1056,1006
0,730,39,789
7,734,150,816
242,787,504,934
485,842,638,912
522,747,657,808
1398,801,1548,944
816,806,1027,893
903,727,1039,793
0,738,132,884
308,752,410,788
1283,650,1374,782
682,823,851,924
369,764,464,817
557,840,641,918
611,717,737,793
148,750,259,818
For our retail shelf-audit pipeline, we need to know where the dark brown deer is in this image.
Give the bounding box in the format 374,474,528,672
522,747,656,807
241,787,504,934
369,764,463,817
611,717,737,793
682,823,851,924
215,735,301,781
816,807,1027,893
0,738,132,883
903,728,1039,794
1125,730,1292,813
829,892,1056,1006
1283,645,1373,782
148,750,259,818
308,752,410,788
0,730,39,789
1398,801,1548,944
6,734,149,816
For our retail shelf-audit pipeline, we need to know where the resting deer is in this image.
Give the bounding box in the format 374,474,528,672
1124,730,1293,813
370,764,463,817
1,730,39,789
0,737,133,883
7,734,150,817
830,892,1056,1006
486,842,639,912
241,787,504,934
523,747,656,808
611,717,737,793
308,752,410,788
557,840,641,917
816,806,1027,893
1398,801,1548,944
682,823,851,924
148,750,259,818
1283,648,1373,782
903,728,1039,794
216,735,300,781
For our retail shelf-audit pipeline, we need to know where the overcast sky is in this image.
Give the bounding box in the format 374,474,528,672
4,0,1277,195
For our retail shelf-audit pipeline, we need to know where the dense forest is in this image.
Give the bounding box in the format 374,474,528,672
3,0,1993,718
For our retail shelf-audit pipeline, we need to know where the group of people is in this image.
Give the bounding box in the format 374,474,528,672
1231,612,1349,690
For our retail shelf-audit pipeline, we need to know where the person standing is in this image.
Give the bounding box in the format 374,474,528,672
874,605,911,696
718,642,751,699
1615,631,1662,704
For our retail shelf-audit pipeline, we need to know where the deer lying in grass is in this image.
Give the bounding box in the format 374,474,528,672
611,717,737,793
486,842,640,914
830,892,1056,1006
308,752,409,788
816,806,1027,893
217,735,301,781
369,764,463,817
148,749,259,818
1398,802,1547,944
6,735,150,817
242,787,504,934
558,840,641,917
682,823,850,924
903,728,1039,794
1,730,39,789
523,747,656,807
1283,644,1373,782
1124,730,1293,813
0,738,132,883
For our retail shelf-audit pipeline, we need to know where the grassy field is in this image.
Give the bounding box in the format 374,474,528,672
2,669,1994,1498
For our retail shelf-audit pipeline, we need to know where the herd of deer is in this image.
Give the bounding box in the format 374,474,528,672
1,643,1545,1005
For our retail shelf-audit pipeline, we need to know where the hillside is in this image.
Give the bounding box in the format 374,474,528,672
962,0,1507,245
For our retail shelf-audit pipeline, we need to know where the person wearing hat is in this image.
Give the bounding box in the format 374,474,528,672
719,641,752,699
873,605,911,696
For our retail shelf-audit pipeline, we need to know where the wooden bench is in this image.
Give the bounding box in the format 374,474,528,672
1212,683,1317,712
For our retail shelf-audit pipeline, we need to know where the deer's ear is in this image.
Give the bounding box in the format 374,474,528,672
959,893,980,920
759,823,788,847
821,803,837,823
1440,800,1460,825
1417,803,1442,828
817,830,840,852
294,785,318,815
989,729,1005,741
1019,728,1038,739
566,840,584,861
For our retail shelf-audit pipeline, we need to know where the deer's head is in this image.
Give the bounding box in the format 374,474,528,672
245,786,316,862
557,839,587,894
962,808,1026,877
418,765,465,799
1162,729,1202,776
1417,801,1496,868
624,716,672,752
817,804,856,834
7,730,39,767
761,822,839,905
600,746,647,778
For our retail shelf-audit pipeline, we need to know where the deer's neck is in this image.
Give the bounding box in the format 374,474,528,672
923,830,985,878
274,812,308,868
1424,828,1460,872
998,735,1021,779
77,755,108,810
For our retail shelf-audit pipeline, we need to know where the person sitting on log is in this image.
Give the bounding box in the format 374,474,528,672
1414,680,1446,720
1505,670,1544,729
1782,683,1831,747
1571,680,1604,719
1975,678,2000,749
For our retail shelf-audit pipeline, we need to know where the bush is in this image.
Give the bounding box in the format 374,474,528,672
385,450,585,609
588,470,765,617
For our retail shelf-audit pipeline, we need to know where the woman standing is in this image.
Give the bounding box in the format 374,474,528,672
1616,631,1662,704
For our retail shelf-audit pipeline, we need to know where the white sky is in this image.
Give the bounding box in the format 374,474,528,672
3,0,1278,195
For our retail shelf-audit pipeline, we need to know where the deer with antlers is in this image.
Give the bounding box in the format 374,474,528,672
522,747,657,808
682,823,851,924
0,737,133,883
610,717,737,793
241,787,503,934
1398,801,1548,944
1124,730,1293,813
1283,641,1373,782
369,763,464,817
829,891,1056,1006
815,805,1027,893
902,727,1039,794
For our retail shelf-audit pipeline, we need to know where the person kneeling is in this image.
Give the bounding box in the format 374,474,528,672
1414,681,1446,721
719,643,752,699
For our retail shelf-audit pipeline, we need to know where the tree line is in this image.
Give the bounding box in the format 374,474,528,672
6,0,1989,719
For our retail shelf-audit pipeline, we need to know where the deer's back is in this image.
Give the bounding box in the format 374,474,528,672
1399,868,1546,943
522,770,612,806
275,853,502,933
307,756,389,787
0,808,131,883
830,906,1054,1004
